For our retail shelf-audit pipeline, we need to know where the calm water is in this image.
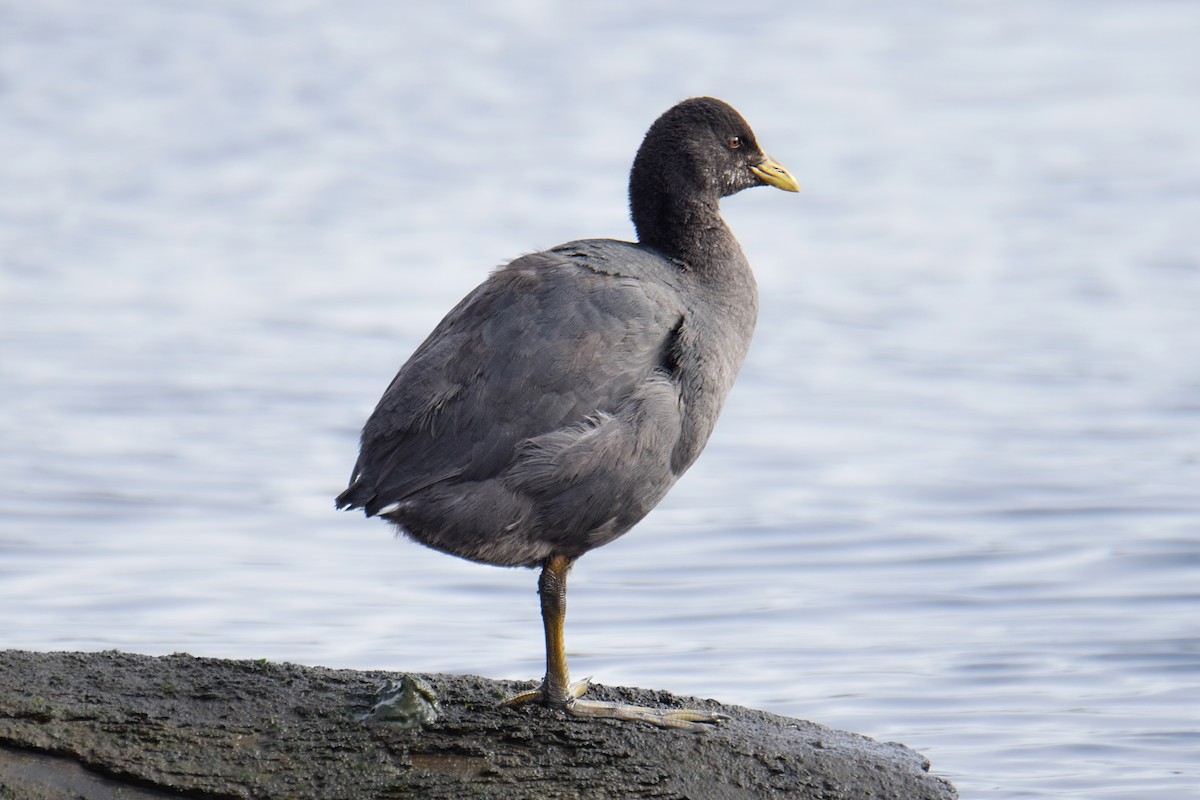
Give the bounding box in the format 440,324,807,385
2,2,1199,797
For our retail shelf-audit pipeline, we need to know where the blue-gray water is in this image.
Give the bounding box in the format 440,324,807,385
2,2,1198,797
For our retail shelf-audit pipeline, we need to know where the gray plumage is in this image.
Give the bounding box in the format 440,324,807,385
337,97,796,570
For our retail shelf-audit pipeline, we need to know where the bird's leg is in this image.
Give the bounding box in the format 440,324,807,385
498,554,590,707
497,554,728,732
539,552,583,703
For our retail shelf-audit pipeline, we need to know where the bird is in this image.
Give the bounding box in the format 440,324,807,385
337,96,798,729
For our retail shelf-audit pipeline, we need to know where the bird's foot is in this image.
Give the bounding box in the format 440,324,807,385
498,677,729,732
565,697,729,731
498,675,592,708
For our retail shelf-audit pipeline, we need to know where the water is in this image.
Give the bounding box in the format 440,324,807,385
2,2,1198,797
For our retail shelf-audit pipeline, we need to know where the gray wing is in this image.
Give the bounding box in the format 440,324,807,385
337,246,684,517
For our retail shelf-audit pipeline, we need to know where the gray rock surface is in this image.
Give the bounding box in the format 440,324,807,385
0,650,957,799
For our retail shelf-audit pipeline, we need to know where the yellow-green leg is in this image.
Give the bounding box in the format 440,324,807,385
498,554,728,732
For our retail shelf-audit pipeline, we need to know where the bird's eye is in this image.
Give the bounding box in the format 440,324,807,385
727,136,742,149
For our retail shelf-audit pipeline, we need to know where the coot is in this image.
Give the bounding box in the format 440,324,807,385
338,97,798,729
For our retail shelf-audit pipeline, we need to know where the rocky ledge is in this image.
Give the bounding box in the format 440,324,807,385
0,650,956,799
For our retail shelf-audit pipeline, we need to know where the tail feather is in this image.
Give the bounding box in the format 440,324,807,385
335,480,371,513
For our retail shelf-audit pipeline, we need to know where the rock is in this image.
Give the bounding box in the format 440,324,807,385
0,650,956,799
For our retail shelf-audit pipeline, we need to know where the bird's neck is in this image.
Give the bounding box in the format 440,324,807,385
632,193,745,271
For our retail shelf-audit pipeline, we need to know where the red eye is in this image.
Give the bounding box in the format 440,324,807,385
728,136,742,149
